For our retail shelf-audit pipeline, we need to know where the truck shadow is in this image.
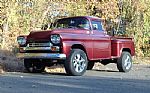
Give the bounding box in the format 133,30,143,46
93,69,118,72
41,72,67,76
40,69,119,76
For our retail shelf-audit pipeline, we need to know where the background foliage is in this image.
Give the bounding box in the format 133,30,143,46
0,0,150,57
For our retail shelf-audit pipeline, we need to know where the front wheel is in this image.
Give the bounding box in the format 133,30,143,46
24,59,45,73
64,49,88,76
117,52,132,72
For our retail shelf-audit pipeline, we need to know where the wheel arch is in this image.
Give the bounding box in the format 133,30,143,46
71,44,89,59
122,48,131,54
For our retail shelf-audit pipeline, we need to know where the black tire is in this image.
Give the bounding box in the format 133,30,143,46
87,62,95,70
24,59,45,73
64,49,88,76
117,52,132,72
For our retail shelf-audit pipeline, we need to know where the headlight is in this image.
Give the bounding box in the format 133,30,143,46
17,36,26,45
51,34,61,44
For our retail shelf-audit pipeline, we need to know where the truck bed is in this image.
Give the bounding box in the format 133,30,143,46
111,37,135,57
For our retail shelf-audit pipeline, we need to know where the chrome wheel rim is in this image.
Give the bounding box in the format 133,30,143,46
73,54,86,73
124,55,132,70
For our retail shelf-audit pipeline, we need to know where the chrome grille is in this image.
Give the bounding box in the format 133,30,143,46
27,42,52,47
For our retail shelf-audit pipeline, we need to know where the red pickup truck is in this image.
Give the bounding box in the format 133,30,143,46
17,16,135,76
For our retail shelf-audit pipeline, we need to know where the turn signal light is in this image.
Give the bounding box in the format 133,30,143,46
51,47,56,51
51,46,59,51
19,47,25,52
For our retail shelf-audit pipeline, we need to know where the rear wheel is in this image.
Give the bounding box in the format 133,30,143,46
64,49,88,76
117,52,132,72
24,59,45,73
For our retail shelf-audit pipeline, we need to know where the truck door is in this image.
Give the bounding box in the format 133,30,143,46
91,20,111,59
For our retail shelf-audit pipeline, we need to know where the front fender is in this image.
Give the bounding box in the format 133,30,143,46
62,41,83,58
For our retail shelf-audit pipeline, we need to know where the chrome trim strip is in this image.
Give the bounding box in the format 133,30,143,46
27,42,52,47
17,53,66,59
24,47,51,51
21,46,60,51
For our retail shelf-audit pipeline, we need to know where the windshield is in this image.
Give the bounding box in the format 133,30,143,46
54,17,90,30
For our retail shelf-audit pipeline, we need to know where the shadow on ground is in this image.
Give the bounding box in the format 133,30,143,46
42,72,67,76
93,69,118,72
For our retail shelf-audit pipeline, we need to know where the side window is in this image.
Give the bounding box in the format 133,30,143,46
91,21,103,31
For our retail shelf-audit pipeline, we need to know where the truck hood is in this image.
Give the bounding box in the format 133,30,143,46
27,30,52,41
27,28,88,42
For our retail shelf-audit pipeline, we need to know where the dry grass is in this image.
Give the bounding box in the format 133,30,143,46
133,57,150,65
45,65,65,73
0,51,24,74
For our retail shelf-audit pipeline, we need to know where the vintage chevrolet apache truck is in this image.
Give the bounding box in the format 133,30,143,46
17,16,135,76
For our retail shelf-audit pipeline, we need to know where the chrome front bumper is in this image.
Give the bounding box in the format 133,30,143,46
17,53,66,59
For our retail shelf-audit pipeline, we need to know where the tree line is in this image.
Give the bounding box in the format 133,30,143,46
0,0,149,56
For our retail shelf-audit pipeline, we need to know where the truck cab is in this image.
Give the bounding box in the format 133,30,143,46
17,16,135,76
